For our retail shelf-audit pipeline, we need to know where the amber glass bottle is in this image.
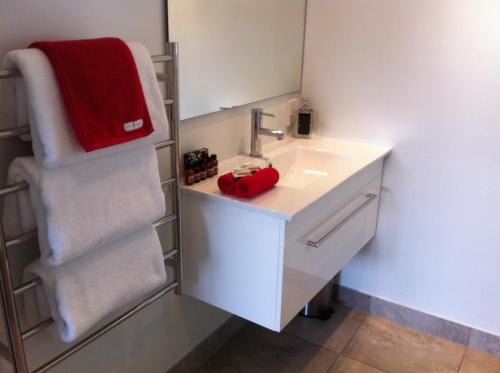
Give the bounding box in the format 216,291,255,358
211,154,218,175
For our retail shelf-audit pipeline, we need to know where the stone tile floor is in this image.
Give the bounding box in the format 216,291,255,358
197,304,500,373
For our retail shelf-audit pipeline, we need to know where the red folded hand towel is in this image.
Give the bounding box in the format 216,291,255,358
217,172,238,195
234,168,280,198
30,38,154,152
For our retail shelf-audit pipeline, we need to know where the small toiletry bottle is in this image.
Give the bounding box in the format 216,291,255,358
207,156,215,178
211,154,218,175
200,159,207,180
183,154,195,186
194,161,201,183
185,168,195,185
294,97,314,138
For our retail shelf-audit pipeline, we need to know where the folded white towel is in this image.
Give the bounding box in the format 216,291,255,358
25,226,166,342
15,78,32,141
3,146,165,265
3,42,169,168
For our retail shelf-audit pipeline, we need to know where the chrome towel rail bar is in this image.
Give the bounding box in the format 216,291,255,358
0,181,28,197
6,230,37,249
12,234,179,300
0,69,20,79
0,125,29,140
20,250,179,342
0,54,171,80
13,279,40,297
0,117,175,144
306,193,378,248
0,42,182,373
35,281,179,373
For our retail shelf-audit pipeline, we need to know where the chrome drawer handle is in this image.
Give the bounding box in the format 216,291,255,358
306,193,378,248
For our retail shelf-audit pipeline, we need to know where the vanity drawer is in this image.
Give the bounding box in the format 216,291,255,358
278,174,382,329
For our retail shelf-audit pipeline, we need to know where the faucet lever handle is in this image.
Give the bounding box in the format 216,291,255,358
262,112,276,118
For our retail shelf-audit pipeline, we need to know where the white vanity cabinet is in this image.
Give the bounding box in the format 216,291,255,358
181,137,390,331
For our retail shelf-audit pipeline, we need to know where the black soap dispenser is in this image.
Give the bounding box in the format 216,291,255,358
294,97,314,138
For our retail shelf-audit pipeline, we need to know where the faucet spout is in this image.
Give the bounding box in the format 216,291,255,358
250,108,285,157
259,128,285,140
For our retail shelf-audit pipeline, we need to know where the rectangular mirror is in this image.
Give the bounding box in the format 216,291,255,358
166,0,306,120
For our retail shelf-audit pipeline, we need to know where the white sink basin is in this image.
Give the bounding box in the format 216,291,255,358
270,146,353,189
181,135,391,220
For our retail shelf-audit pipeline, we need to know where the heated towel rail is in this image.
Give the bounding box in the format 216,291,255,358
0,42,182,373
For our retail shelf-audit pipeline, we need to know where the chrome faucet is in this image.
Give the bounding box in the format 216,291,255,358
250,108,285,157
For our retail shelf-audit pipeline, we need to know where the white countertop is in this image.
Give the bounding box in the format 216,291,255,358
181,136,391,221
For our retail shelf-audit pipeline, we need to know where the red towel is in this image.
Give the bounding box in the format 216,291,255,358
234,168,280,198
30,38,154,152
217,172,238,195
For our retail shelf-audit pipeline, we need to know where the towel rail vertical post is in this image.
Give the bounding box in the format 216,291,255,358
0,224,28,372
166,42,183,294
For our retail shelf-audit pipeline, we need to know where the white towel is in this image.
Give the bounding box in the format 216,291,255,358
3,42,169,168
25,226,166,342
15,77,32,141
3,146,165,265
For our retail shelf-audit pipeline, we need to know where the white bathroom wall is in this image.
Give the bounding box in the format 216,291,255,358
0,1,232,372
303,0,500,336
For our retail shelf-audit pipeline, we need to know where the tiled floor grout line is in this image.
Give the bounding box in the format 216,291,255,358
282,316,366,372
282,320,338,352
282,315,358,354
341,353,392,373
336,314,392,373
284,313,393,372
455,346,468,373
454,326,472,372
324,349,342,372
284,310,369,355
282,328,334,351
338,313,366,356
281,327,343,372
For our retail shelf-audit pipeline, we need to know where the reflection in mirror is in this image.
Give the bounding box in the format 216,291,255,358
167,0,306,120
